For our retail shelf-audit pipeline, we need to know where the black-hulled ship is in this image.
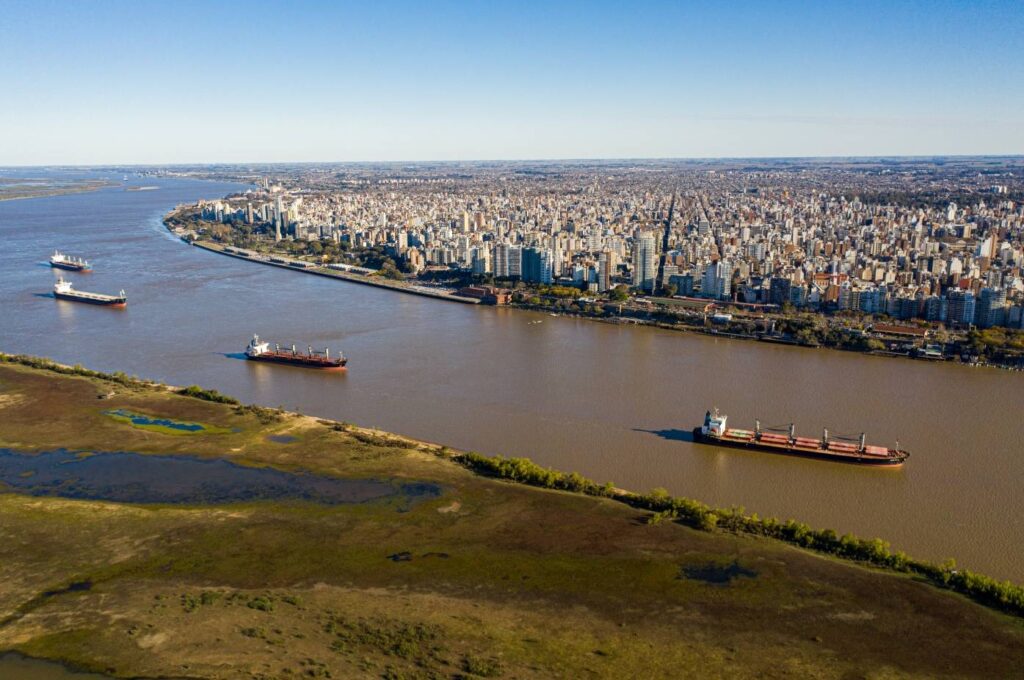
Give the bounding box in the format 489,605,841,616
244,335,347,369
53,278,126,306
50,250,92,272
693,409,909,466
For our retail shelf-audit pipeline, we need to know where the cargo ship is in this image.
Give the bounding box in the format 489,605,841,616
49,250,92,272
53,278,126,306
244,334,347,369
693,409,908,466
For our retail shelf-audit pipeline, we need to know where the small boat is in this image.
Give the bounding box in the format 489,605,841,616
50,251,92,272
53,278,126,307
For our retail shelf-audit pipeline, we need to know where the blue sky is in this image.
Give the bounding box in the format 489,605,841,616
1,0,1021,164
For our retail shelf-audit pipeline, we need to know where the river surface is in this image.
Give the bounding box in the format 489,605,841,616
1,171,1022,581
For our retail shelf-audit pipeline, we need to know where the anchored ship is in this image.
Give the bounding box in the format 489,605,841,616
50,250,92,272
693,409,909,466
244,335,347,369
53,278,126,306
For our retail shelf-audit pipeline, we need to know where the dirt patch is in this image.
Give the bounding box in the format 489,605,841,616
137,631,168,649
829,610,876,622
0,393,26,409
437,500,461,514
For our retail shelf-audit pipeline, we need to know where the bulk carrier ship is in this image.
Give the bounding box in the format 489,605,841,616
49,250,92,272
244,335,347,369
694,409,909,466
53,278,126,307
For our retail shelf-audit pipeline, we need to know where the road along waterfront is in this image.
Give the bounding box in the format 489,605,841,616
187,239,482,304
1,171,1023,581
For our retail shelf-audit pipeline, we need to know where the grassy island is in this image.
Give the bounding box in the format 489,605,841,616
0,177,116,202
0,354,1022,679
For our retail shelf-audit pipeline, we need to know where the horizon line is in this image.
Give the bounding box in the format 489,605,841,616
3,153,1024,170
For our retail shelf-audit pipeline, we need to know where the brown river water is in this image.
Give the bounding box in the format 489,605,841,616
1,171,1022,582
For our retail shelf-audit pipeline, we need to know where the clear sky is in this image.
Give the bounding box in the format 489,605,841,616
1,0,1022,165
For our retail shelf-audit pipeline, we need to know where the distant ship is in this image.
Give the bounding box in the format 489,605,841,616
53,278,126,307
245,334,347,369
693,409,909,466
49,250,92,272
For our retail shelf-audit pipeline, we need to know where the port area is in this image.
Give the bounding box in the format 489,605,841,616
189,239,481,305
711,427,899,462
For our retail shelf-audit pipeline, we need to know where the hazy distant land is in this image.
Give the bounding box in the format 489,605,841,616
0,177,115,202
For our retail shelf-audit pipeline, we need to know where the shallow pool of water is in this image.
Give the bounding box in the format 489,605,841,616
679,559,758,585
103,408,232,435
0,449,440,506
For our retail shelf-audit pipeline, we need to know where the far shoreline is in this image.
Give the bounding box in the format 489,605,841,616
0,179,118,203
162,210,1023,373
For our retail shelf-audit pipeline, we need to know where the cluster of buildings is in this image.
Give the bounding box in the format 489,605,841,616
196,159,1024,329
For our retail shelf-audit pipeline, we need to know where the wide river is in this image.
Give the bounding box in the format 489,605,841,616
1,172,1022,582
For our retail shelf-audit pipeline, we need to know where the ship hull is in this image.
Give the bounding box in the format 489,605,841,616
246,353,347,370
693,428,906,466
50,261,91,272
54,292,126,306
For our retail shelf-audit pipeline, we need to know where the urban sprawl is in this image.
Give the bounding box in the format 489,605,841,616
165,158,1024,363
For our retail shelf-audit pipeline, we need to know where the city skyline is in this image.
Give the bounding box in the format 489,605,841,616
2,0,1022,165
168,156,1024,339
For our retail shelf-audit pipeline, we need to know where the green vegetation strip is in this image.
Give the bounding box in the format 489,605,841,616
451,452,1024,618
0,354,154,389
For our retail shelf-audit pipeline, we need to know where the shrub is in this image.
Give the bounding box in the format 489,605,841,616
0,353,150,388
463,654,504,677
177,384,240,404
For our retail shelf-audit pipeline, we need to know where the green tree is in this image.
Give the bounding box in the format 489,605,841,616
609,285,630,302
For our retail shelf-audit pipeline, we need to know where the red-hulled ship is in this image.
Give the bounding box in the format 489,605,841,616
50,250,92,272
244,335,347,369
693,409,909,466
53,278,126,307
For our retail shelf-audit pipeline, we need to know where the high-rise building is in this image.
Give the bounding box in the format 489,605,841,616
975,287,1006,328
632,233,657,292
946,289,976,327
493,242,522,279
702,260,732,299
522,247,553,284
274,196,284,241
769,277,791,306
493,243,510,278
508,245,523,279
552,243,563,278
597,251,613,292
669,273,695,296
471,248,491,275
